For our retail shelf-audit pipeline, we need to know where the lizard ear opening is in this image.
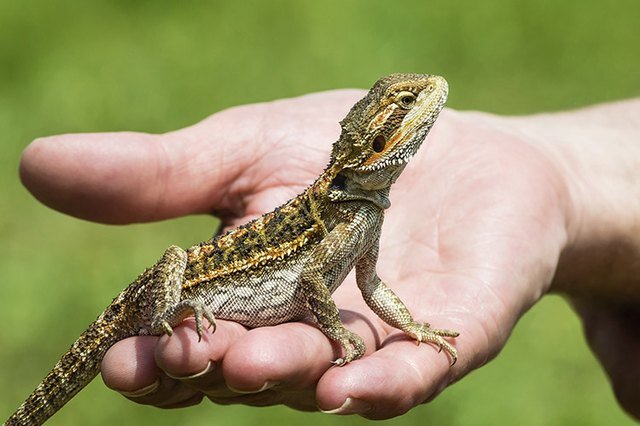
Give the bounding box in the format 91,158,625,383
372,135,386,153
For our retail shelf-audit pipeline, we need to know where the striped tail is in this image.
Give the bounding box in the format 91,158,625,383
4,304,135,426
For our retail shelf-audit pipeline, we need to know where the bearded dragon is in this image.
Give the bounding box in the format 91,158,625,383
5,73,457,425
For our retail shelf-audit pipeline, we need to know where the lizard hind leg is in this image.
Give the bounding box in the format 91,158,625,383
147,245,216,341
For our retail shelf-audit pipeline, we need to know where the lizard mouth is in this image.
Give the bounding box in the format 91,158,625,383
357,76,448,172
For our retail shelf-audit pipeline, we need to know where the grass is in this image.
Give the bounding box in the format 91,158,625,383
1,1,639,424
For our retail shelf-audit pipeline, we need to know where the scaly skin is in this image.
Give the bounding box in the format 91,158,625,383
4,73,457,425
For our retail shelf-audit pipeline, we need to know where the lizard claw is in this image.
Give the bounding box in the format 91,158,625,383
162,321,174,336
151,300,216,341
331,358,346,367
405,322,459,365
191,303,216,342
197,308,217,341
330,330,366,366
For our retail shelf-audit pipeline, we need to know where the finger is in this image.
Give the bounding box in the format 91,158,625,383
101,320,246,408
210,309,385,411
316,340,454,418
19,130,249,224
314,316,479,420
101,336,202,408
209,322,333,410
576,304,640,420
154,319,248,399
101,336,160,393
223,323,335,387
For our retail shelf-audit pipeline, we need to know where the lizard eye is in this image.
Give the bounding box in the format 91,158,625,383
395,91,416,109
372,135,386,152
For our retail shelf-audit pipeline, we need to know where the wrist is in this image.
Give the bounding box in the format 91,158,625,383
518,99,640,302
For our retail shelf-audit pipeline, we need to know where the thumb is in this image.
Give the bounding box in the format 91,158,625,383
19,123,251,225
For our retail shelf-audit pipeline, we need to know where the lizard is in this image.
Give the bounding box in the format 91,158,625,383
4,73,458,425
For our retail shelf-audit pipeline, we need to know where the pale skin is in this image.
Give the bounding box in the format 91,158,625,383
19,91,640,420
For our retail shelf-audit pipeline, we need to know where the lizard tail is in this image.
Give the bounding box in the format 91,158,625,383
4,302,135,426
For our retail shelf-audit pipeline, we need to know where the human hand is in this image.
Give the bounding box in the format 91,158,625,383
19,91,640,419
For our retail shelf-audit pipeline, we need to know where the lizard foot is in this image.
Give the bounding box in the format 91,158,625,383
330,329,366,366
405,323,459,366
152,300,216,341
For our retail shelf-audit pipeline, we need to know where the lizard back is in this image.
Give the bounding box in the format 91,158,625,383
181,177,348,326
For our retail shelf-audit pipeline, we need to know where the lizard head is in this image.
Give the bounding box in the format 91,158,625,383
330,73,448,178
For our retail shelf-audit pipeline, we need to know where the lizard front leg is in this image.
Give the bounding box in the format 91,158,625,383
300,222,367,366
355,242,459,365
148,245,216,340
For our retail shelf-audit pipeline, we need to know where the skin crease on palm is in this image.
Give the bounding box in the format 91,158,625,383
18,90,640,420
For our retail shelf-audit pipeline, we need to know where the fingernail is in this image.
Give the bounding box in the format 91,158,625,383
118,379,160,398
320,397,372,415
165,360,215,380
227,381,278,394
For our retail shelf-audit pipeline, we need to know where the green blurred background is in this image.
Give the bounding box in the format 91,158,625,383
1,1,638,425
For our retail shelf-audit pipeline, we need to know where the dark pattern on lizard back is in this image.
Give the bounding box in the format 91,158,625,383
182,184,331,288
